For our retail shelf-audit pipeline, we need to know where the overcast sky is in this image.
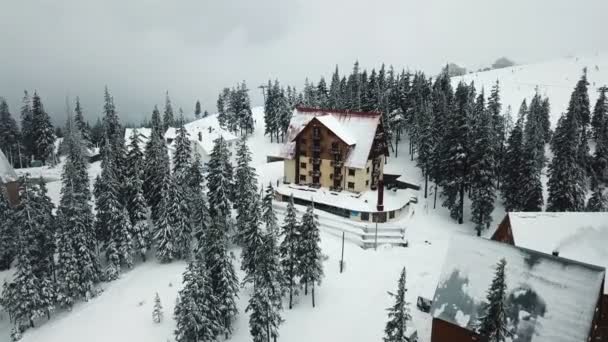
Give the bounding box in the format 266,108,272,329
1,0,606,124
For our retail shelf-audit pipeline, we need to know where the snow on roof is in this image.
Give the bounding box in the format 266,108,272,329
431,235,605,342
275,183,414,213
165,116,237,155
506,212,608,293
124,128,152,151
0,149,18,183
312,115,356,145
279,107,382,169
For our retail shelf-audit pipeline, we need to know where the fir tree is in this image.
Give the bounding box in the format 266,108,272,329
329,66,342,109
73,97,92,147
0,98,21,168
31,92,56,164
279,195,300,309
150,105,163,137
163,91,174,132
383,267,411,342
0,190,16,270
501,117,525,211
262,183,279,234
586,187,608,211
174,260,221,342
205,136,233,229
195,100,202,119
125,129,150,261
239,192,264,286
234,136,258,244
477,259,511,342
592,87,608,141
143,126,170,218
20,91,34,166
469,93,496,235
298,202,323,307
152,292,163,323
172,116,192,177
152,173,187,262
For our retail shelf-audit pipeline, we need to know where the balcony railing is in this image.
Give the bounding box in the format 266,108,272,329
331,160,344,168
312,158,321,165
309,170,321,177
312,145,321,153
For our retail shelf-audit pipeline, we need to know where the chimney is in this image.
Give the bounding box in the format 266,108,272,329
552,250,559,257
377,179,384,211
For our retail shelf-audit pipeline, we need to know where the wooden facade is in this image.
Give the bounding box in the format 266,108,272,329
431,318,484,342
490,213,608,342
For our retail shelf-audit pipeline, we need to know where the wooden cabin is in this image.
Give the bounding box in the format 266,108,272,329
491,212,608,341
431,235,605,342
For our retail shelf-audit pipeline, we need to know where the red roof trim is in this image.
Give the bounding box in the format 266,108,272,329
295,106,382,117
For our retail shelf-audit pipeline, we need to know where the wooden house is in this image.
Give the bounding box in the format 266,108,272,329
0,149,19,206
491,212,608,341
431,235,605,342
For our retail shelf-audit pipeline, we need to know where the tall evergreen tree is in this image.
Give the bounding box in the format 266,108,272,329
143,126,170,218
31,93,56,164
279,195,300,309
297,203,323,307
152,292,163,323
195,100,202,120
234,136,258,244
0,189,16,270
150,105,163,137
0,99,21,167
329,66,342,109
469,93,496,235
125,129,150,261
586,187,608,211
172,117,192,177
174,259,221,342
592,87,608,141
20,91,34,166
383,267,411,342
239,192,264,285
206,136,234,229
477,259,511,342
73,97,91,147
163,91,174,132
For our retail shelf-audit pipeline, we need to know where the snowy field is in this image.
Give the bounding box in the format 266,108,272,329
9,52,604,340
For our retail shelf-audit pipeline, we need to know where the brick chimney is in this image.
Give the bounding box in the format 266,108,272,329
377,179,384,211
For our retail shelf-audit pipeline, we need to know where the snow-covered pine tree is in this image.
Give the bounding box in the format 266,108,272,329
163,91,174,132
234,136,258,245
3,177,57,331
203,217,239,338
439,81,472,223
172,116,192,176
0,189,16,270
262,183,279,234
73,97,92,147
143,126,170,219
477,259,511,342
174,259,221,342
279,195,300,309
152,292,163,323
31,92,56,164
217,88,230,129
20,91,35,166
383,267,411,342
469,93,496,235
125,129,150,261
195,100,202,119
0,99,21,168
519,144,544,212
316,77,329,108
247,213,284,342
153,173,179,262
524,92,547,171
501,116,525,211
594,111,608,185
240,192,264,286
592,87,608,141
95,147,133,280
547,82,588,212
101,87,122,149
586,187,608,211
297,202,323,307
329,66,342,109
205,136,234,232
487,81,506,188
264,80,278,141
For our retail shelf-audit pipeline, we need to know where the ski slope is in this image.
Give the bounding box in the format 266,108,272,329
452,53,608,129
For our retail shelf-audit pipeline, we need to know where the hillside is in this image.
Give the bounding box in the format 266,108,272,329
452,53,608,129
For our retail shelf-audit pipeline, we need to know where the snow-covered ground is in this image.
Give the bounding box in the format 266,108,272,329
452,53,608,129
7,51,607,341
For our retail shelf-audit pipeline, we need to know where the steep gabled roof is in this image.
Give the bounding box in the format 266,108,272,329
506,211,608,293
279,107,383,169
165,115,237,155
431,235,604,342
0,149,18,183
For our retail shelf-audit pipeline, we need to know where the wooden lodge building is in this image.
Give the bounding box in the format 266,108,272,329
491,212,608,341
280,106,388,193
0,149,19,206
273,107,417,223
430,234,606,342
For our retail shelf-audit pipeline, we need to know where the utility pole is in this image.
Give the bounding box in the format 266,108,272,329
258,84,268,103
340,231,345,273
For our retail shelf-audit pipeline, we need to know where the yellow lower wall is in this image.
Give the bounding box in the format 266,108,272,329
284,159,295,183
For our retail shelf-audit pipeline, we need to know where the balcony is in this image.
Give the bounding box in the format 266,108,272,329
331,147,341,155
312,145,321,153
309,170,321,177
333,173,343,180
331,160,344,168
312,157,321,165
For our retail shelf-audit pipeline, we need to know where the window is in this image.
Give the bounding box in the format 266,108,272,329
361,212,369,221
347,182,355,189
366,167,370,174
365,180,369,186
299,175,306,182
301,138,307,145
313,127,320,137
348,168,356,176
300,162,307,169
389,211,395,219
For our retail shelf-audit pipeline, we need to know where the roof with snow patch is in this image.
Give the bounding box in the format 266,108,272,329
0,149,18,183
280,107,382,169
431,235,604,342
506,211,608,293
165,116,237,155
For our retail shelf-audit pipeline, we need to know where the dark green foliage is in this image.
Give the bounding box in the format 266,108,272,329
31,93,56,164
0,190,17,270
163,92,174,132
234,136,258,246
383,267,411,342
279,195,300,309
586,187,607,211
298,203,324,307
0,98,21,168
477,259,511,342
591,87,608,141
